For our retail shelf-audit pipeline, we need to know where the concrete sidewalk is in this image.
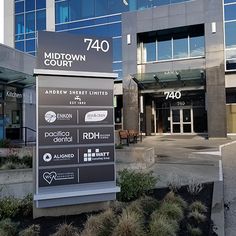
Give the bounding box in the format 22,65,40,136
222,141,236,236
135,135,229,187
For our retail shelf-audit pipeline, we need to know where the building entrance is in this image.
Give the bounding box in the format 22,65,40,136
171,106,193,133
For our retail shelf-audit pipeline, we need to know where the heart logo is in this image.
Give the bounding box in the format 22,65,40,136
43,171,57,184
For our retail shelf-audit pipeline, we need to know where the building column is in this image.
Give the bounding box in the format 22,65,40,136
145,95,152,136
46,0,55,32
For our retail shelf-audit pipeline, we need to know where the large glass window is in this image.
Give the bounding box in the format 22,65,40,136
109,0,129,14
15,14,24,34
173,34,188,59
158,36,172,60
190,36,204,57
143,38,156,62
15,41,24,51
225,21,236,49
25,0,35,12
15,1,24,14
25,12,35,33
36,10,46,31
225,4,236,21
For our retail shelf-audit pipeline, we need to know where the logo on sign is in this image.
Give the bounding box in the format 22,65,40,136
44,131,73,143
43,153,53,162
45,111,57,123
82,132,111,140
43,171,75,185
85,111,108,122
83,148,110,162
42,152,75,162
44,111,73,123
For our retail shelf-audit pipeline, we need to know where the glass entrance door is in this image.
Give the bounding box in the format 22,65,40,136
171,107,193,134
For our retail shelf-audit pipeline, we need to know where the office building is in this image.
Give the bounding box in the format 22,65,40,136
0,0,235,140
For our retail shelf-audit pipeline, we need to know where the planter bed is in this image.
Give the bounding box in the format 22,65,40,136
11,182,215,236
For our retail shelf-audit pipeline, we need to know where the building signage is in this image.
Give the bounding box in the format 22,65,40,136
37,31,112,73
38,107,113,126
38,88,113,106
35,31,119,209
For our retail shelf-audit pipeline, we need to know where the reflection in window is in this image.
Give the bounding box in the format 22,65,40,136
109,0,129,14
158,37,172,60
190,36,204,57
25,12,35,33
173,36,188,59
226,59,236,70
225,22,236,49
56,2,69,23
143,39,156,62
15,14,24,34
226,49,236,59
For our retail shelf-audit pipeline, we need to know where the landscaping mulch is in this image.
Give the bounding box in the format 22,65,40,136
17,182,214,236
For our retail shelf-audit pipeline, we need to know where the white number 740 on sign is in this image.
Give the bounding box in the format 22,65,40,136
164,91,182,100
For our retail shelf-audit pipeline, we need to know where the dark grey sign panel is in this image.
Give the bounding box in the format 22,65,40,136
36,31,112,73
39,167,78,187
79,165,115,183
39,147,78,167
38,128,77,146
78,127,114,144
39,108,77,126
38,87,113,106
79,145,114,164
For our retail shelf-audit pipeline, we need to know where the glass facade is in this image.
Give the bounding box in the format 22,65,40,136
224,0,236,70
14,0,46,55
139,25,205,63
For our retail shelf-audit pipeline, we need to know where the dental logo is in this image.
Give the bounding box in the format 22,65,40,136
43,153,53,162
45,111,56,123
83,148,110,162
85,110,108,122
43,171,75,185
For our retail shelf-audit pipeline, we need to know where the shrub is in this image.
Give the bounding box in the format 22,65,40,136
187,224,202,236
166,173,182,193
0,139,12,148
149,216,178,236
187,178,203,195
0,197,20,219
51,223,79,236
117,169,157,202
19,224,40,236
0,218,19,236
115,144,124,149
82,208,117,236
112,209,145,236
155,202,184,223
188,210,206,223
18,194,33,218
189,201,207,214
164,191,187,209
110,201,127,214
20,156,32,168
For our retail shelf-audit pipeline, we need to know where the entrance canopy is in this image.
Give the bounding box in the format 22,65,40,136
133,69,205,90
0,44,35,88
